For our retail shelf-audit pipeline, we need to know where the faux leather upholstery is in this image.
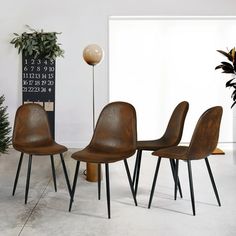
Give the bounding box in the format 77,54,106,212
13,103,67,155
152,106,223,160
137,101,189,151
71,101,137,163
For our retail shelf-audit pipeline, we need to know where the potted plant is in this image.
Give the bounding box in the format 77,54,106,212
0,95,11,154
10,25,64,60
10,25,64,138
215,47,236,108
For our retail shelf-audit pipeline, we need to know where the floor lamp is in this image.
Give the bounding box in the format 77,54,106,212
83,44,103,182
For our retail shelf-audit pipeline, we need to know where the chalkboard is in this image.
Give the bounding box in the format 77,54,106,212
22,55,55,138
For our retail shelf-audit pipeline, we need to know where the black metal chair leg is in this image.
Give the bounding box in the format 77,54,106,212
105,163,111,219
69,161,80,212
148,157,162,209
12,152,24,196
60,153,72,196
25,155,32,204
174,159,179,200
133,150,142,184
132,151,138,184
134,150,142,196
205,158,221,206
50,155,57,192
187,160,195,216
98,163,101,200
124,159,138,206
170,159,183,198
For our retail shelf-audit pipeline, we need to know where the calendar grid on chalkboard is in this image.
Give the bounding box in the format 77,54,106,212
22,55,56,138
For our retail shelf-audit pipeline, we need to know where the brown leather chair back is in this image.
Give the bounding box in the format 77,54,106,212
187,106,223,160
13,103,52,148
89,102,137,156
162,101,189,145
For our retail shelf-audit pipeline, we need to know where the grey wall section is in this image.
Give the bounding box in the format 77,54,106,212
0,0,236,147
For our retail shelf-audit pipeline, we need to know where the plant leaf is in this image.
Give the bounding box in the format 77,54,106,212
217,50,233,62
226,78,236,87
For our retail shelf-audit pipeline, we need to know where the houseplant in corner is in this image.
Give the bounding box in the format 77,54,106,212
0,95,11,154
10,25,64,138
215,47,236,108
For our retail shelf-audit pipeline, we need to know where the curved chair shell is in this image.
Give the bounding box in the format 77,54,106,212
72,101,137,163
187,106,223,160
12,103,70,204
150,106,223,215
70,101,138,218
133,101,189,196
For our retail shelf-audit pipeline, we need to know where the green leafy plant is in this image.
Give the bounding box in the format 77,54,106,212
10,25,64,60
215,47,236,108
0,95,11,154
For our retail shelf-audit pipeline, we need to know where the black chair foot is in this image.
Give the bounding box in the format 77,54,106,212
12,152,24,196
50,155,57,192
69,161,80,212
148,157,161,209
25,155,32,204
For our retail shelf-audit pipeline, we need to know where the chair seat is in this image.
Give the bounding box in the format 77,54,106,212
137,138,175,151
13,142,67,155
152,146,189,160
71,147,136,163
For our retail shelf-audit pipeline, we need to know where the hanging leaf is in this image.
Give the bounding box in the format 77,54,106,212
231,100,236,108
216,48,236,108
225,78,236,88
217,50,233,61
221,61,234,68
10,25,64,60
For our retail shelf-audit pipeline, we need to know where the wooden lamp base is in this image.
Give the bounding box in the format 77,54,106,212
86,163,102,182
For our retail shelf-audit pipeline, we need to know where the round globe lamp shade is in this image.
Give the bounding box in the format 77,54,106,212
83,44,103,66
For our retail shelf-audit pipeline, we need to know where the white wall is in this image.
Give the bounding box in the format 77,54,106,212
0,0,236,147
109,17,236,143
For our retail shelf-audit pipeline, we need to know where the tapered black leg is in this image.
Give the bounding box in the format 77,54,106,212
60,153,72,196
148,157,162,209
69,161,80,212
105,163,111,219
170,159,183,198
205,158,221,206
12,152,24,196
187,160,195,216
25,155,32,204
132,151,139,184
134,150,142,196
50,155,57,192
133,150,142,183
124,159,138,206
98,163,101,200
174,159,179,200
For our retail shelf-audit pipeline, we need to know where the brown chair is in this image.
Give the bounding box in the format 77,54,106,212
12,103,71,204
149,106,223,215
133,101,189,196
69,101,137,218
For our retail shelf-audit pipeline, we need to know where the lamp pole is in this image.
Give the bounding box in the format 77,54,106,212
83,44,103,182
92,65,95,130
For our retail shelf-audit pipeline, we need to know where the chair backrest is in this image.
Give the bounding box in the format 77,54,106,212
89,101,137,156
13,103,53,148
161,101,189,145
187,106,223,160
